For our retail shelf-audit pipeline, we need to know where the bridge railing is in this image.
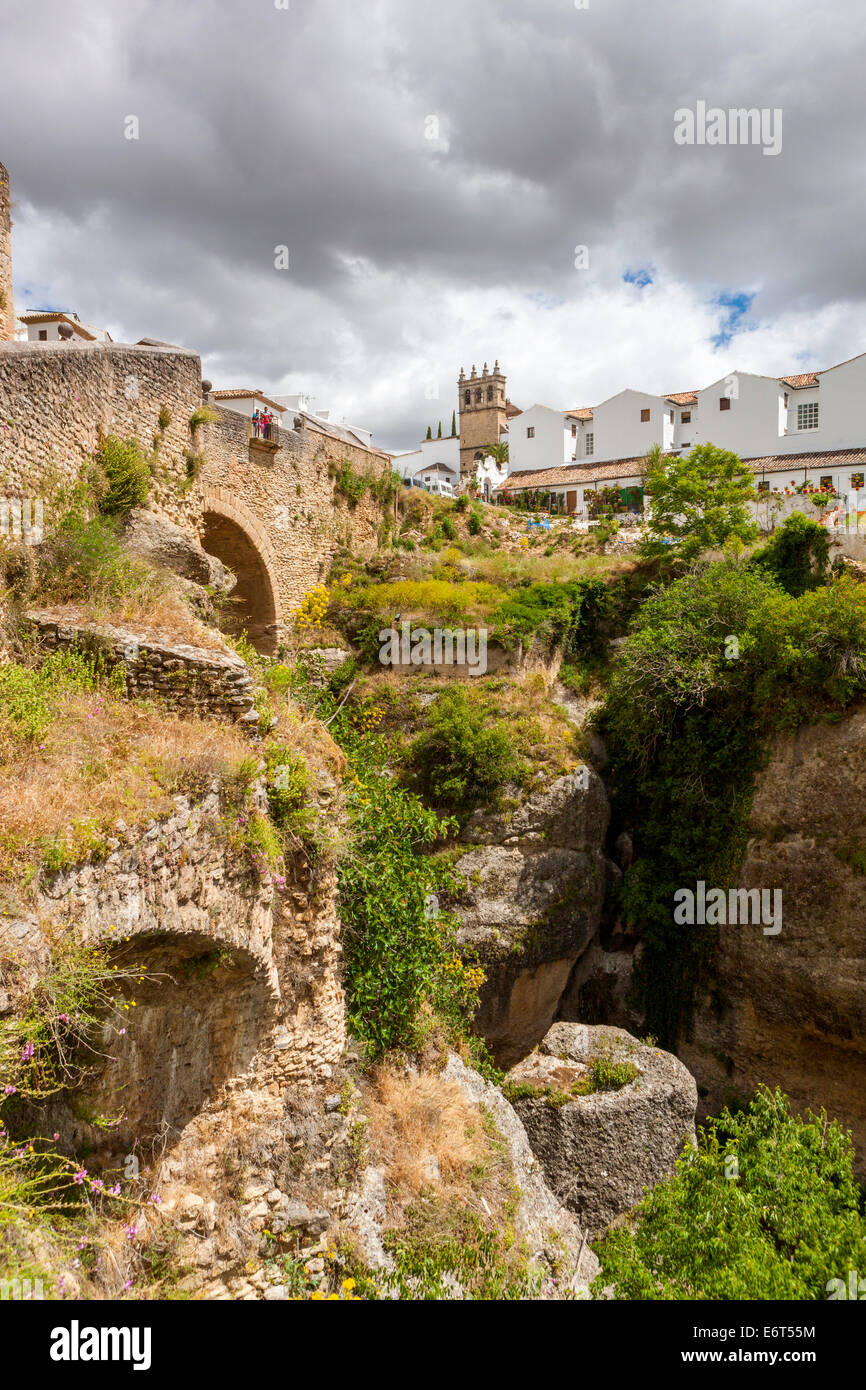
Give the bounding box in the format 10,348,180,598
249,417,279,442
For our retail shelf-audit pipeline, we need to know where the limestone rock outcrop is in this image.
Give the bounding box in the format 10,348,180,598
682,703,866,1172
507,1023,697,1236
124,507,235,592
453,770,610,1066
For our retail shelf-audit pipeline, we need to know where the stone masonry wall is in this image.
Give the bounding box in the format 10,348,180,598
25,609,258,723
0,340,393,645
0,162,13,343
2,780,345,1160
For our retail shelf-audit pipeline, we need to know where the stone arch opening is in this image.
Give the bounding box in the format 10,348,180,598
200,510,278,655
63,931,277,1163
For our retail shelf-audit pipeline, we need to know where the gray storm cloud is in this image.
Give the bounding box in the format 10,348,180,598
1,0,864,450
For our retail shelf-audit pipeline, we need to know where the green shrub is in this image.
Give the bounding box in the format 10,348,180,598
493,579,609,658
454,495,469,513
601,560,866,1044
188,406,218,431
94,436,151,517
440,516,456,541
338,759,475,1057
593,1088,866,1300
468,510,482,536
753,510,831,596
334,460,370,506
405,686,519,812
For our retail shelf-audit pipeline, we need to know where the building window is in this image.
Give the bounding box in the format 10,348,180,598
851,472,865,489
487,387,494,401
820,475,834,491
475,390,482,403
526,427,535,438
585,432,594,457
681,410,691,423
640,408,651,422
719,397,731,411
670,409,675,423
464,391,470,405
757,480,770,493
571,423,577,437
797,402,819,430
38,329,48,340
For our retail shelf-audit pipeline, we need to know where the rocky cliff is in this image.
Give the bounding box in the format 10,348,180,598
681,702,866,1170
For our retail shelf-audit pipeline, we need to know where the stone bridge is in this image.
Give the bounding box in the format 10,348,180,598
0,339,392,651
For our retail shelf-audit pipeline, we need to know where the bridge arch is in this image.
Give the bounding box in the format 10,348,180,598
199,489,281,655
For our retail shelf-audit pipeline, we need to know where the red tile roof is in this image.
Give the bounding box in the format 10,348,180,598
665,391,698,406
564,407,594,420
494,446,866,492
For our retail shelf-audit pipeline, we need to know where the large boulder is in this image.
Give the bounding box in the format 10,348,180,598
124,508,235,593
453,770,610,1066
507,1023,697,1236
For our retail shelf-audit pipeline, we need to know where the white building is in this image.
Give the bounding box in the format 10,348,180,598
494,348,866,520
271,394,374,448
18,310,112,343
394,434,460,489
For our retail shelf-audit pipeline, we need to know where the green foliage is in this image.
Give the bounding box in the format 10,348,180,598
440,516,456,541
381,1202,539,1300
601,559,866,1044
641,442,758,561
753,511,831,596
188,406,218,431
338,755,476,1057
157,405,172,431
454,494,468,513
593,1088,866,1300
493,579,609,659
588,1055,639,1090
30,510,168,612
94,435,151,517
334,460,370,505
405,686,519,813
0,648,109,744
0,941,145,1103
263,741,320,856
468,509,482,536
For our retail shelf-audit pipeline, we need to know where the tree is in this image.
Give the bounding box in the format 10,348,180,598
437,420,442,438
641,442,757,561
426,425,432,440
483,441,509,465
753,510,830,596
451,410,457,437
594,1088,866,1300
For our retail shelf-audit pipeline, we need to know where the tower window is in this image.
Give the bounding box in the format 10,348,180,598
487,387,493,401
475,390,482,403
640,408,651,422
464,390,470,405
719,397,731,411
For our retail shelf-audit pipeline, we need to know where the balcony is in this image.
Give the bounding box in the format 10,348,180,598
249,416,279,452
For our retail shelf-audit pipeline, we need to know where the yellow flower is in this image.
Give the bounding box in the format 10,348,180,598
341,1278,356,1291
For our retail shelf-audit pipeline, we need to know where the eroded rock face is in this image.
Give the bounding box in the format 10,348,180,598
507,1023,697,1237
454,770,610,1066
682,705,866,1171
124,508,235,593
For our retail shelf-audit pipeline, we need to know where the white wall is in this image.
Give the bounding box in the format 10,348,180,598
589,389,664,463
509,404,573,472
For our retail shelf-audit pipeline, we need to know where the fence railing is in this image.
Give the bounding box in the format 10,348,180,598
249,417,279,442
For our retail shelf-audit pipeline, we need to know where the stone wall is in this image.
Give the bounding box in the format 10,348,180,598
25,609,258,723
0,162,13,343
0,340,393,650
1,779,345,1165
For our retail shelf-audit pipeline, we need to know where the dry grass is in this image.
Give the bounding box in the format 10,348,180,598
362,1065,500,1211
0,688,254,890
28,599,231,654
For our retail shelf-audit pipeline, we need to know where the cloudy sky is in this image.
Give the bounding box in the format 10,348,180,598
1,0,865,452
